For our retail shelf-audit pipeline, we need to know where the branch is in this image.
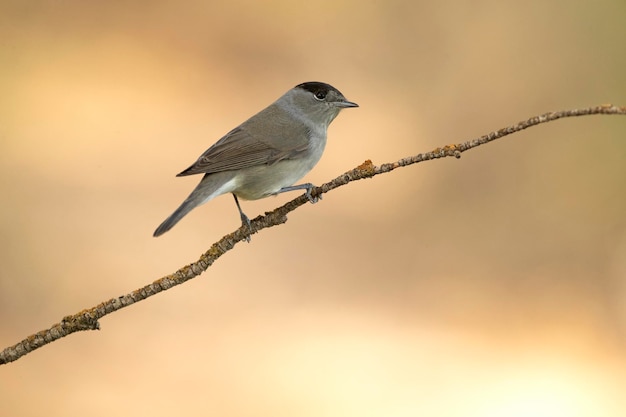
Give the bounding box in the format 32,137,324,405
2,104,624,365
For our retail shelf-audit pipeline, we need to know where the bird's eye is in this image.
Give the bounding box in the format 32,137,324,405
314,91,327,101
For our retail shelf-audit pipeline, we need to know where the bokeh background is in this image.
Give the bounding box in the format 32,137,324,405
2,1,626,416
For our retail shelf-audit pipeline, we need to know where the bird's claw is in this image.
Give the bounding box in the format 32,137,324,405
240,213,252,243
304,185,321,204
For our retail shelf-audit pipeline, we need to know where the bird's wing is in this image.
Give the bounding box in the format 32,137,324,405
177,105,312,176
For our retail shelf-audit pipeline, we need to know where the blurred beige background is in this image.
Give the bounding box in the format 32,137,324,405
1,0,626,416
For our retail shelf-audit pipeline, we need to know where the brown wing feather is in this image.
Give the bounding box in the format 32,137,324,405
177,104,311,176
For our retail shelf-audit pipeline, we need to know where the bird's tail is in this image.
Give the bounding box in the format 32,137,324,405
153,198,200,237
153,172,237,237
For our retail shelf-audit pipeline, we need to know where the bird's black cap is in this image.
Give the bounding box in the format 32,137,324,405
295,81,342,97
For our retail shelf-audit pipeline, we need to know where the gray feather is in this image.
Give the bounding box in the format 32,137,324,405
177,104,312,176
153,171,238,236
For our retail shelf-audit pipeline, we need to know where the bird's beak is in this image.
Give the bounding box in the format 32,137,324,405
336,100,359,108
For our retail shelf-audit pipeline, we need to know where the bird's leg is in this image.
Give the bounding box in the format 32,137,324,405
232,194,252,242
276,183,321,204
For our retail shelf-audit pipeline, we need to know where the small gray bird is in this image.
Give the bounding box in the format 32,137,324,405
153,81,358,237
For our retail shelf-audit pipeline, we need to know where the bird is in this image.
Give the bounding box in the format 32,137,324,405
153,81,358,237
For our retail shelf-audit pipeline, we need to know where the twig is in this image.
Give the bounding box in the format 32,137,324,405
1,104,624,365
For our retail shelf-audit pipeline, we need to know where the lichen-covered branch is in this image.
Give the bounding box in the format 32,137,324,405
1,104,624,365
